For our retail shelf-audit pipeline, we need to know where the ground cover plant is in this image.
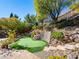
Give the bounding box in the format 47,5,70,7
51,32,64,40
10,37,47,52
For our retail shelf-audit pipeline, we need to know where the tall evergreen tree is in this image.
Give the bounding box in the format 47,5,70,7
14,14,19,19
10,13,13,18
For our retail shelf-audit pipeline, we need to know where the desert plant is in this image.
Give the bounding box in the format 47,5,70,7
7,30,16,42
0,17,19,30
32,25,38,30
51,32,64,40
24,14,39,30
0,17,30,34
16,20,27,33
0,30,16,49
31,29,42,39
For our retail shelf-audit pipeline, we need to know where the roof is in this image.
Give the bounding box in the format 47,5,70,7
58,6,79,20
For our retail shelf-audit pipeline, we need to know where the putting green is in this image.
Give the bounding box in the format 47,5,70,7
10,37,47,52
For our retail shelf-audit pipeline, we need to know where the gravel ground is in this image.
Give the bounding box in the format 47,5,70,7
34,49,79,59
0,38,79,59
0,47,79,59
34,43,79,59
0,49,40,59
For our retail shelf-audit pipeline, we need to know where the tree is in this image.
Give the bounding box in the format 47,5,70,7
24,14,37,25
70,2,79,12
34,0,75,24
10,13,13,18
24,14,38,30
10,13,19,18
14,14,19,19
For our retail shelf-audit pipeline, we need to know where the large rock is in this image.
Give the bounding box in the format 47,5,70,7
43,47,50,51
75,43,79,48
49,39,58,46
64,44,75,50
48,46,57,50
70,33,79,42
56,45,66,50
0,50,41,59
64,33,79,43
42,31,51,43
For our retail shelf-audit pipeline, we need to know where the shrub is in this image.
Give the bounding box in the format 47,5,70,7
51,32,64,40
0,30,16,49
0,17,19,30
7,30,16,42
31,29,42,39
32,25,38,30
16,21,27,33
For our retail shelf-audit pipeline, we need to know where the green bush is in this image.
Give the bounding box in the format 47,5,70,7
9,37,47,52
51,32,64,40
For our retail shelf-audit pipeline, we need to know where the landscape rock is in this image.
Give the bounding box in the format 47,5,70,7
49,46,57,50
42,31,51,43
49,39,58,46
43,47,50,52
75,43,79,48
64,44,75,50
0,50,41,59
56,45,66,50
74,39,79,43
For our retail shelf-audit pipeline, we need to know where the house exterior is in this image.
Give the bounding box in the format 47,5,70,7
58,6,79,20
44,6,79,23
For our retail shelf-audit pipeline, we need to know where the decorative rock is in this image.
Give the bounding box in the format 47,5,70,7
67,54,76,59
0,38,8,41
75,43,79,48
32,29,42,40
49,39,58,46
56,45,66,50
0,50,41,59
71,33,79,42
42,31,51,43
74,39,79,43
49,46,57,50
43,47,50,52
64,44,75,50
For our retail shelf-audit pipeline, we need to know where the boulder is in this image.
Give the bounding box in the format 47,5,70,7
43,47,50,51
70,33,79,42
42,31,51,43
49,46,57,50
49,39,58,46
0,50,41,59
56,45,66,50
64,44,75,50
75,43,79,48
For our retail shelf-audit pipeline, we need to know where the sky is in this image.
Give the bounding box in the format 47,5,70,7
0,0,36,20
0,0,70,20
